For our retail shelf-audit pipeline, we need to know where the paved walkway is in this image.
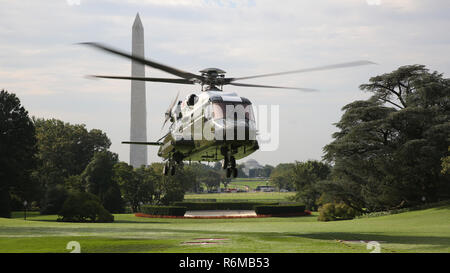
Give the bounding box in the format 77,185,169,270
184,210,257,217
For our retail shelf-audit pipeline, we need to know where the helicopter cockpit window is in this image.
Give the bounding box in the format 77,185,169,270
212,102,255,121
187,94,198,106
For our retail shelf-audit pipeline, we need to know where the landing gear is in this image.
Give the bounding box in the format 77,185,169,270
232,167,238,178
226,167,232,178
163,162,169,176
163,159,184,176
223,154,238,178
222,157,229,170
225,167,238,178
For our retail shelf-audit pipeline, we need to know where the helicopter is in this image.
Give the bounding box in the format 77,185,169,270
82,42,374,178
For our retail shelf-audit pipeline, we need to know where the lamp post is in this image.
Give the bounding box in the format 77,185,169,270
23,200,27,220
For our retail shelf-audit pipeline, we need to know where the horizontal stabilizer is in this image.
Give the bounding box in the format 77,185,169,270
122,141,163,146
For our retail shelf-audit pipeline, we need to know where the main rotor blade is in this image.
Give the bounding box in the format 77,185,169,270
227,60,376,82
80,42,203,81
88,75,195,85
229,82,317,92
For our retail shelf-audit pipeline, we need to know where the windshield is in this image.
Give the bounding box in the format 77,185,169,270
212,102,255,121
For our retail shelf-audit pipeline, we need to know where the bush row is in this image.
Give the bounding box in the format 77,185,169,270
172,201,279,211
141,205,187,216
254,204,306,215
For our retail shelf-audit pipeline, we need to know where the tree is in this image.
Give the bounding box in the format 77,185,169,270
292,160,331,211
114,162,154,212
33,118,111,213
442,147,450,175
259,164,274,178
269,163,295,191
0,90,37,217
324,65,450,211
33,119,111,187
82,151,124,213
147,163,196,205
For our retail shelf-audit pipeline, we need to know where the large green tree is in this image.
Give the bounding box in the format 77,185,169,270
0,90,37,217
33,118,111,213
324,65,450,211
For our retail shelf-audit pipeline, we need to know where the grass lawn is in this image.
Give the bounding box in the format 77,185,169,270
0,204,449,253
225,178,271,191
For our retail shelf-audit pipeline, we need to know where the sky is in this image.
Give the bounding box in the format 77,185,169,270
1,0,449,166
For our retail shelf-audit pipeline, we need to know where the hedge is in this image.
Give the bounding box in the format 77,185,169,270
254,204,306,215
140,205,187,216
172,202,279,211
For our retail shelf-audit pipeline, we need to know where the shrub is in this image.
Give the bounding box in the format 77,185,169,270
318,202,358,221
58,191,114,223
172,202,279,211
40,185,68,215
140,205,187,216
318,203,336,221
254,204,306,215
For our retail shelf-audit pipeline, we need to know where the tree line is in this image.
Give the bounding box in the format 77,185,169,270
0,92,236,217
269,65,449,214
1,64,449,218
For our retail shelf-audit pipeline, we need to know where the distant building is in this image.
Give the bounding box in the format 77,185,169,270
242,159,263,177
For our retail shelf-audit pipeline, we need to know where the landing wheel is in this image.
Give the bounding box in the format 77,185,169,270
222,158,229,170
230,157,236,168
163,162,169,176
226,168,232,178
232,167,238,178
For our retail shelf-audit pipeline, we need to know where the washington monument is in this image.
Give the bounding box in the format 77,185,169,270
130,13,147,168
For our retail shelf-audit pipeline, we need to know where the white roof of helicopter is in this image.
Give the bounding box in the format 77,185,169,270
199,90,243,103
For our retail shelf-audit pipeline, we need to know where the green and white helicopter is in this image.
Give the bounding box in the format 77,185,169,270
83,42,373,177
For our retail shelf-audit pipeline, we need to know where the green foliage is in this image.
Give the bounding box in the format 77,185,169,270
173,201,279,210
259,164,275,178
33,118,111,186
82,151,124,213
318,202,359,221
189,163,224,191
0,90,37,217
33,118,111,214
149,163,197,205
40,184,68,215
254,204,306,215
58,191,113,223
292,160,331,211
140,205,187,216
269,163,295,191
114,162,150,213
324,65,450,212
102,184,125,214
0,190,11,218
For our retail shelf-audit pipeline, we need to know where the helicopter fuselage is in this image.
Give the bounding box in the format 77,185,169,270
158,90,259,171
